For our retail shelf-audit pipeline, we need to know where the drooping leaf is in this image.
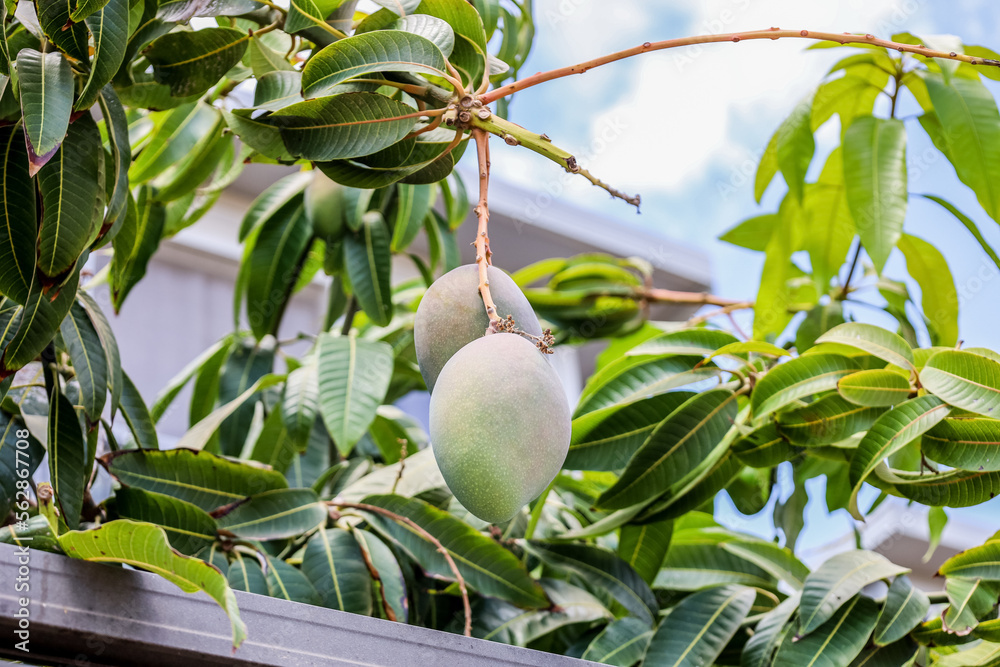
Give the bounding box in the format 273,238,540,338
316,334,393,455
281,358,319,448
873,575,930,646
35,0,90,63
920,350,1000,418
76,0,128,110
215,488,326,540
643,585,755,667
227,552,268,595
581,616,653,667
2,264,80,372
799,551,908,634
58,519,246,648
104,447,288,512
720,539,809,590
752,354,860,419
596,390,738,510
626,329,739,358
48,389,88,529
741,593,799,667
246,404,297,473
394,13,455,57
886,466,1000,508
753,196,800,341
777,394,883,446
939,541,1000,581
0,124,37,303
145,27,249,97
817,323,914,371
390,184,434,252
897,233,958,347
922,194,1000,276
268,92,418,162
943,577,998,635
59,301,109,421
923,417,1000,472
216,337,274,455
775,594,878,667
176,373,284,453
776,93,815,203
359,494,549,608
345,211,394,326
718,214,778,251
843,116,907,273
575,355,707,417
849,396,949,518
618,519,672,585
111,486,217,555
119,370,158,450
264,555,321,605
354,528,408,622
849,639,919,667
248,34,294,77
16,48,74,170
131,103,223,184
111,187,166,311
838,369,912,407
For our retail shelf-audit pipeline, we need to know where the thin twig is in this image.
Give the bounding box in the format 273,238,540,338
473,128,502,329
341,297,359,336
481,28,1000,104
334,502,472,637
686,302,756,327
640,288,749,307
405,113,444,139
840,240,863,297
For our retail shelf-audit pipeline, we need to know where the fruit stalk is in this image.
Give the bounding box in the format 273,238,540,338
473,128,503,331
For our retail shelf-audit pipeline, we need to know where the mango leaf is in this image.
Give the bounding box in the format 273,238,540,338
799,551,908,634
566,392,694,471
247,406,297,473
359,494,549,608
839,370,912,407
48,390,88,530
111,486,217,555
35,0,90,63
718,213,777,251
525,541,658,626
248,34,294,77
264,555,321,605
849,396,949,518
741,594,799,667
922,194,1000,276
316,334,393,455
0,125,37,303
752,196,799,341
618,519,672,585
575,355,705,417
215,488,326,540
627,329,739,357
284,0,352,34
581,616,653,666
227,552,268,594
849,639,919,667
752,354,860,419
802,149,855,294
873,575,929,646
119,371,158,450
111,187,166,311
59,301,109,421
776,93,815,203
390,184,434,252
596,390,738,510
921,350,1000,418
885,466,1000,508
924,73,1000,224
733,422,794,469
939,542,1000,580
238,172,311,242
58,519,246,648
76,0,128,110
2,264,80,372
472,579,611,646
943,577,996,635
395,14,455,57
720,539,809,590
103,447,288,512
253,70,302,111
777,394,883,446
345,211,394,326
643,585,755,667
302,30,446,98
755,133,779,203
897,233,958,347
817,323,914,371
639,450,742,523
656,536,776,592
843,116,907,273
933,643,1000,666
131,103,221,184
353,528,408,622
268,93,418,161
16,49,73,170
923,417,1000,472
708,341,790,361
281,358,319,448
145,28,249,97
775,595,878,667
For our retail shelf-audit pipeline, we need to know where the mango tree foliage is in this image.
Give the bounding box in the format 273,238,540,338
2,1,1000,664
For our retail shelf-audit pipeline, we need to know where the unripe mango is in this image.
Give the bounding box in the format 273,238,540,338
429,333,570,523
305,171,346,241
415,265,541,391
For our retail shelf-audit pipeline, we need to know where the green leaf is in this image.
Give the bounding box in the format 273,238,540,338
111,486,217,555
473,579,611,645
627,329,739,357
817,323,914,370
145,28,249,97
873,575,930,646
755,129,779,202
249,34,294,77
924,417,1000,472
281,358,319,448
596,390,738,510
753,196,800,341
843,116,907,273
0,124,37,303
359,494,549,608
849,396,949,518
252,70,302,111
110,187,165,311
839,370,912,407
264,555,321,605
895,233,958,346
16,49,74,169
36,0,90,63
70,0,110,22
104,447,288,512
933,643,1000,666
395,13,455,57
238,172,310,242
643,585,755,667
60,301,109,421
944,577,998,635
752,354,860,419
215,488,326,540
657,533,776,592
803,148,856,293
354,528,408,622
618,519,672,585
525,541,658,626
37,115,103,276
302,30,446,98
268,92,418,161
247,404,297,473
48,389,88,529
741,593,799,667
940,541,1000,580
885,466,1000,508
799,551,908,634
709,341,791,361
131,103,220,184
849,639,919,667
718,214,778,252
924,73,1000,224
59,519,246,648
284,0,352,34
640,450,742,523
119,370,158,449
733,422,794,468
775,595,878,667
921,194,1000,276
345,211,394,326
227,552,268,594
581,617,653,667
920,350,1000,418
575,355,707,417
390,184,434,252
567,392,695,471
2,265,80,372
777,394,883,446
720,539,809,590
776,94,815,203
316,334,393,455
76,0,128,110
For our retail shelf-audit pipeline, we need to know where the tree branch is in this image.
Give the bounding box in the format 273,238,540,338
473,128,502,330
481,28,1000,104
685,301,756,327
333,502,472,637
639,288,750,307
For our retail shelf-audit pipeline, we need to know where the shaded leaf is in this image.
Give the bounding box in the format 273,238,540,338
643,585,754,667
215,488,326,540
145,27,249,97
775,595,878,667
873,575,930,646
0,125,36,303
111,486,217,555
345,211,393,326
799,551,908,634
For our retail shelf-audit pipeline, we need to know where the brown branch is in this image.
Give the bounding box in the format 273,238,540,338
473,128,502,330
334,502,472,637
640,288,747,307
481,28,1000,104
685,301,756,326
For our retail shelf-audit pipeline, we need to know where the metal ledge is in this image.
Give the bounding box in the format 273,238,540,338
0,543,597,666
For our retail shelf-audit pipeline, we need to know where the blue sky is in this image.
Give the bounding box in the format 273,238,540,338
476,0,1000,557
